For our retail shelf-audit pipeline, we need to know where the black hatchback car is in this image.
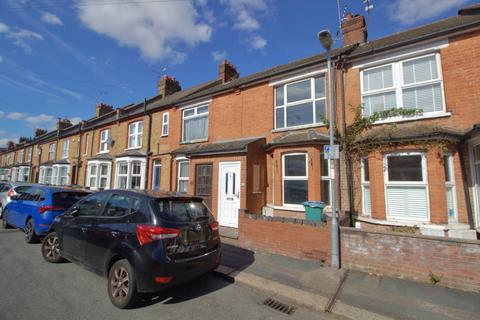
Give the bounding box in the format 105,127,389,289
41,190,221,308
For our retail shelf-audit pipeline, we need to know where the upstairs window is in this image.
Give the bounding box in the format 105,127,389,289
128,121,143,149
275,75,326,129
99,129,110,153
361,54,445,117
162,112,169,137
62,140,70,159
26,148,32,162
49,143,55,161
183,105,208,142
18,150,24,163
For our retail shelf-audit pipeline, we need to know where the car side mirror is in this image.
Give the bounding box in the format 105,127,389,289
71,209,80,217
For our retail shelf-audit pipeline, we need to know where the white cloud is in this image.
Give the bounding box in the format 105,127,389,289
388,0,469,25
41,12,63,26
220,0,267,31
77,0,212,62
212,50,227,62
25,113,55,127
69,117,82,125
0,110,80,131
0,21,43,53
250,35,267,50
6,112,28,120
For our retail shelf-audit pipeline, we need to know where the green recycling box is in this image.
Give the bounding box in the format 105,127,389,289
303,201,326,222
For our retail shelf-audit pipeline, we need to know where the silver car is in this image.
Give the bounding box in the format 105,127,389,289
0,182,36,218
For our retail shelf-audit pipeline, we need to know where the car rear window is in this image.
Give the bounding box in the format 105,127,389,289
53,192,89,209
14,186,31,194
152,199,213,223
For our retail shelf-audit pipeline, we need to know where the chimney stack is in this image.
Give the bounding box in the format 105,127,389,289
218,60,239,84
95,103,114,117
158,76,181,98
35,128,47,137
57,118,72,131
341,13,368,46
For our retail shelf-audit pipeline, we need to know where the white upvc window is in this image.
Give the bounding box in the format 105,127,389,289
11,167,19,182
49,143,55,161
84,133,90,156
361,157,371,216
99,129,110,153
62,140,70,159
86,161,112,190
26,148,32,163
128,121,143,149
152,160,162,190
320,154,332,206
17,166,30,182
361,53,445,118
275,75,326,129
282,153,308,207
384,152,429,222
52,165,69,186
40,166,53,185
162,112,169,137
115,157,146,190
182,105,209,142
18,150,24,163
177,160,190,193
444,154,457,223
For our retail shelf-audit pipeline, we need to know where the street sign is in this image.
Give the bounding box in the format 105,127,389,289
324,144,340,160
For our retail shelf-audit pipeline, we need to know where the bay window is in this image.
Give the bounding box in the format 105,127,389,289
128,121,143,149
11,167,18,182
282,153,308,206
115,158,146,190
182,105,208,142
99,129,110,153
177,160,190,193
87,161,111,190
361,54,445,117
18,166,30,182
384,153,429,221
275,75,326,129
39,166,53,185
444,154,457,222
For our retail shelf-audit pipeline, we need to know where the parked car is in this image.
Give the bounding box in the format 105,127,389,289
41,190,221,309
0,182,36,219
2,186,90,243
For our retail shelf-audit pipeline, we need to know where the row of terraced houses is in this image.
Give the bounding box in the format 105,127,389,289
2,7,480,240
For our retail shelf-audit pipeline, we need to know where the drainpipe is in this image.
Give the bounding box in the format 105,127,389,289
458,142,475,229
145,98,152,190
76,123,83,186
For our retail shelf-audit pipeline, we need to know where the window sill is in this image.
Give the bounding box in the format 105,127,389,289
272,123,326,133
124,147,142,151
180,139,208,145
97,151,109,155
356,216,429,226
370,112,451,125
266,204,305,212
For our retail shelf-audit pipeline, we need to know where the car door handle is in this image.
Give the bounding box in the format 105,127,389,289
111,231,119,237
81,227,87,233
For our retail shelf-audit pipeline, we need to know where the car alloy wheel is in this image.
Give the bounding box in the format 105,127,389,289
108,259,139,309
24,219,38,243
44,235,60,259
111,266,130,302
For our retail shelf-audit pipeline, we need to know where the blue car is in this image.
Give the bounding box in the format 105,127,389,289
2,186,89,243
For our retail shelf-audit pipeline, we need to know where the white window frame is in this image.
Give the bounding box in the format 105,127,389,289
26,148,32,163
53,164,69,186
87,160,112,190
182,105,209,143
320,154,332,206
49,143,55,161
114,157,146,190
84,134,90,156
127,121,143,149
11,167,19,182
18,150,24,163
360,53,446,120
361,157,371,216
62,140,70,159
162,112,169,137
274,76,326,130
152,160,162,190
444,154,457,223
383,152,430,222
40,166,53,185
282,153,308,208
177,160,190,193
99,129,110,153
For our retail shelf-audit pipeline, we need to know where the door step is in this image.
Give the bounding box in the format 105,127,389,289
219,226,238,239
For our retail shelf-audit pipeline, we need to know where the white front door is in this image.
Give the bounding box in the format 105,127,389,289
218,162,241,228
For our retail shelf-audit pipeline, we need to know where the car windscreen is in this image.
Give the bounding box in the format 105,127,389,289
53,192,90,209
14,186,32,194
151,198,213,223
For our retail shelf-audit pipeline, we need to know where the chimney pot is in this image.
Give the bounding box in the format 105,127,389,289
95,103,114,117
158,75,181,98
218,60,239,84
341,14,367,46
35,128,47,137
57,118,72,131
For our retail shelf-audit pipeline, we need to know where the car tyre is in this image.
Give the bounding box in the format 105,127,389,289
42,232,65,263
2,209,11,229
24,218,38,243
108,259,140,309
0,205,3,219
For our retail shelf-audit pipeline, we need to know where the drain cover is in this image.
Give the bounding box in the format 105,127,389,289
263,298,296,315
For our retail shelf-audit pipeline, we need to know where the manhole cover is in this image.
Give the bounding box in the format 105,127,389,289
262,298,296,315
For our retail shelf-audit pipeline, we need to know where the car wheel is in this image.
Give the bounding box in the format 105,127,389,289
24,218,38,244
2,209,11,229
0,205,3,219
42,232,64,263
108,259,140,309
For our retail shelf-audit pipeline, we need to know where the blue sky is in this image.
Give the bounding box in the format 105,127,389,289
0,0,477,146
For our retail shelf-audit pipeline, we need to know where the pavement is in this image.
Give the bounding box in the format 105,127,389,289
216,237,480,320
0,228,337,320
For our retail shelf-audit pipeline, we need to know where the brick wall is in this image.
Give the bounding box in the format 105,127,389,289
341,227,480,292
238,213,331,262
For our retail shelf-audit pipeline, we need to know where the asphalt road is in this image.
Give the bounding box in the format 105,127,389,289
0,228,335,320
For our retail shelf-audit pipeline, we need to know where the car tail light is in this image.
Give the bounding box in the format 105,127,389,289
38,206,65,214
136,225,180,246
210,221,219,231
7,189,14,198
154,276,173,284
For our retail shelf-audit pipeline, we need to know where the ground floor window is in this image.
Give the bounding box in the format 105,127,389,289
87,161,112,190
11,167,19,182
39,166,53,185
384,152,429,221
177,160,190,193
361,158,371,216
282,153,308,206
152,160,162,191
115,158,146,190
0,168,10,181
195,163,213,209
51,165,69,186
320,154,331,205
444,154,457,222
